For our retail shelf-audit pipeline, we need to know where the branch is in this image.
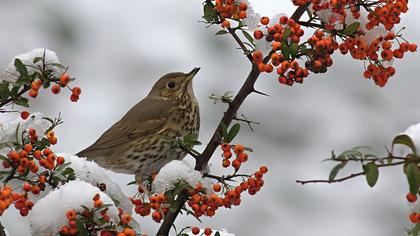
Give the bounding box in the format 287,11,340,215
0,85,30,108
296,160,406,185
0,220,6,236
156,3,312,235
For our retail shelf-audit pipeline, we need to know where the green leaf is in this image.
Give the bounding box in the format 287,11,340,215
76,220,89,236
406,162,420,195
342,22,360,36
215,232,221,236
363,162,379,187
283,28,292,41
226,123,240,143
289,43,299,59
219,123,228,140
0,81,10,101
14,58,28,76
281,43,290,60
411,224,420,236
203,2,218,23
14,97,29,107
127,180,136,186
215,30,228,36
242,30,254,45
329,162,347,181
392,134,417,155
33,57,42,64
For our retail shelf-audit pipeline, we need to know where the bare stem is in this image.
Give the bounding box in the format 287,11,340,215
296,160,406,185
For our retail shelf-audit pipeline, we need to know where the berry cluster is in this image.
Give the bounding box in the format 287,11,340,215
214,0,248,28
60,193,138,236
339,31,416,86
191,227,213,235
29,72,81,102
1,124,75,216
131,192,167,223
366,0,409,30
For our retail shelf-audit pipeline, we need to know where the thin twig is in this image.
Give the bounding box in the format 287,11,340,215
296,160,406,185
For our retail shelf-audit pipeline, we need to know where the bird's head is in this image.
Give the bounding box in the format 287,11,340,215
149,68,200,100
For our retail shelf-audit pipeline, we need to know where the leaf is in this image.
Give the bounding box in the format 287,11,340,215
33,57,42,64
0,81,10,100
203,2,218,23
75,220,89,236
281,43,290,60
329,162,347,181
219,123,228,140
392,134,417,155
14,58,28,76
411,224,420,236
363,162,379,187
215,30,228,36
242,30,254,45
406,162,420,195
283,28,292,41
342,22,360,35
14,97,29,107
226,123,240,143
215,232,221,236
127,180,136,186
289,43,299,59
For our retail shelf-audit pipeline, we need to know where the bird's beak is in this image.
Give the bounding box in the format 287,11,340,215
187,67,200,80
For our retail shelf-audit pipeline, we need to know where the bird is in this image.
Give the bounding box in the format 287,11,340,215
77,68,200,183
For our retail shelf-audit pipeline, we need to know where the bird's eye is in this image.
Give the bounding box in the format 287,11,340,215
167,81,176,89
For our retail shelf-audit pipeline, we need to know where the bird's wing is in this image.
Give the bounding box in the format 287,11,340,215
77,97,174,156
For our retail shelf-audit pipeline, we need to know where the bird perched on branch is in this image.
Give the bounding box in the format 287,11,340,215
77,68,200,183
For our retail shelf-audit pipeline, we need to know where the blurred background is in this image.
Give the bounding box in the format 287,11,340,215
0,0,420,235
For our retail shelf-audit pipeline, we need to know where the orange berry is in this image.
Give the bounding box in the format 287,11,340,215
253,30,264,40
28,89,38,98
56,156,65,165
121,213,132,224
72,87,82,96
204,228,212,235
221,143,230,152
409,212,418,223
221,20,230,28
223,151,232,159
51,84,61,94
191,227,200,235
122,228,135,236
31,185,40,195
66,209,77,220
23,183,31,192
94,200,104,208
213,184,222,192
237,152,248,162
23,144,33,153
233,144,244,153
222,158,230,168
409,44,418,52
260,16,270,25
152,210,162,222
21,111,30,120
93,193,101,201
407,192,417,203
59,73,71,86
70,94,79,102
195,183,203,192
232,159,241,170
260,166,268,174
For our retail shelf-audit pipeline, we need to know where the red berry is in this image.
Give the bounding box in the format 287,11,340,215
21,111,30,120
407,192,418,203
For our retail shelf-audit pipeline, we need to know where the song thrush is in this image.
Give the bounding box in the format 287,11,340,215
77,68,200,182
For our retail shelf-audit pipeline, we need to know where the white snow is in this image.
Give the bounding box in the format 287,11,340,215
394,123,420,157
242,0,261,31
29,180,120,236
0,112,49,155
58,153,133,213
0,48,65,82
152,160,213,194
254,13,288,56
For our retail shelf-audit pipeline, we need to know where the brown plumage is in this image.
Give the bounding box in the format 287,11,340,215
77,68,200,182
